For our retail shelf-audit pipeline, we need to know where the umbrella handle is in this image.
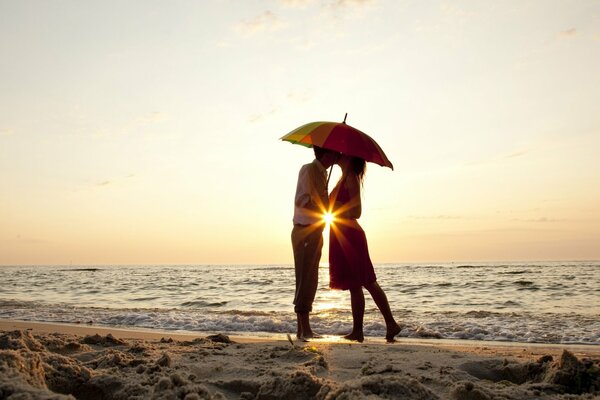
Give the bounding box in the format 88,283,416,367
326,165,333,194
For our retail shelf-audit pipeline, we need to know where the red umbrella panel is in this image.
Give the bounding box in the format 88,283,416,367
280,121,393,170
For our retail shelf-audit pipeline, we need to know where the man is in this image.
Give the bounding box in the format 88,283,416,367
292,145,339,340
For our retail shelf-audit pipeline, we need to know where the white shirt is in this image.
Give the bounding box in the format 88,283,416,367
293,159,328,225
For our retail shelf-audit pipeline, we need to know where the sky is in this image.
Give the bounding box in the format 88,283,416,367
1,0,599,265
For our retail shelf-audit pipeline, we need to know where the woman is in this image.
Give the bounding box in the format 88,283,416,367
329,154,401,343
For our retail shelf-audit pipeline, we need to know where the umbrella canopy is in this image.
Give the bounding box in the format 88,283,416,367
281,120,393,170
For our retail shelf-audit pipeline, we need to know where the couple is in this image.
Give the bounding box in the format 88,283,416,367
291,146,401,343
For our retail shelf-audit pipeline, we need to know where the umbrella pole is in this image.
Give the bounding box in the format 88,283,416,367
326,165,333,190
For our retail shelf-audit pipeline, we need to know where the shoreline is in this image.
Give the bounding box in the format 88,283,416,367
1,318,599,356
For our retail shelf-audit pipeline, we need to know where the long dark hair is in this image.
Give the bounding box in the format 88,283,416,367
349,156,366,186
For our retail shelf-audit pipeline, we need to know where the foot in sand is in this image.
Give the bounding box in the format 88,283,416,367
342,332,364,343
300,332,323,340
385,323,402,343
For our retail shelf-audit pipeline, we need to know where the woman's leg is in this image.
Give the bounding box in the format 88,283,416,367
344,287,365,342
364,281,401,342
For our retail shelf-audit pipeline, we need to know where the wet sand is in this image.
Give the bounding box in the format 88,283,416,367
1,319,599,399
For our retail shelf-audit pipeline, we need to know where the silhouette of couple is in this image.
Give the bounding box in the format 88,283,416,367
292,146,401,342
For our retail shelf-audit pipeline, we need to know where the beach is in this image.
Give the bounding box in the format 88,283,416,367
3,1,600,399
1,319,599,399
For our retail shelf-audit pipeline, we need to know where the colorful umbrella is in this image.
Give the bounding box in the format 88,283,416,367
280,115,393,170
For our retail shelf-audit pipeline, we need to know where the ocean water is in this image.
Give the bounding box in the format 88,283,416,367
0,262,599,345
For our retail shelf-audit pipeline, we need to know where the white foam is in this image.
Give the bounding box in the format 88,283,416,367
1,300,599,345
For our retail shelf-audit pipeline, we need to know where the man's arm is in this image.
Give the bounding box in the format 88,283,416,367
295,165,326,215
295,166,312,208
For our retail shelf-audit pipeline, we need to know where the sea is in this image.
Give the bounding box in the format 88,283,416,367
0,262,598,345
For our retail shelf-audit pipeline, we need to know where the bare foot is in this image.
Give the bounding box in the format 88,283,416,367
342,332,364,343
385,323,402,343
302,332,323,340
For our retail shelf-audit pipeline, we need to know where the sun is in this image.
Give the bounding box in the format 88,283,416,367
323,212,335,226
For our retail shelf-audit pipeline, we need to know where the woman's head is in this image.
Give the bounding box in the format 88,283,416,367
338,154,366,183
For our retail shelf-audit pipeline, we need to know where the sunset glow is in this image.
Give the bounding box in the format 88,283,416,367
323,212,335,227
1,1,599,264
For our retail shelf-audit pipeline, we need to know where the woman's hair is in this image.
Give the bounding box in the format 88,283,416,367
349,156,366,185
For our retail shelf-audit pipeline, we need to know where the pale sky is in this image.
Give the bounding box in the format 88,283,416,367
1,0,599,265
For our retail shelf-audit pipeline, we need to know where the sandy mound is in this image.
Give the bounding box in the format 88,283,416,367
0,350,75,399
325,375,439,400
459,350,600,395
449,381,494,400
82,333,127,347
0,330,228,400
0,329,46,352
255,370,325,400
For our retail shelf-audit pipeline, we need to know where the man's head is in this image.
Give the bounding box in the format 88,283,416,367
313,146,339,168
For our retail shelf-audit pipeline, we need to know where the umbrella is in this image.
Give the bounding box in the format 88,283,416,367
280,114,393,170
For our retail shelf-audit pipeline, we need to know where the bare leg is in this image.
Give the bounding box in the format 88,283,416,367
298,313,322,339
296,314,303,339
365,281,401,342
343,287,365,342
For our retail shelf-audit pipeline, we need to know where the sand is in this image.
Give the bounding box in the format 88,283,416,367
1,319,599,399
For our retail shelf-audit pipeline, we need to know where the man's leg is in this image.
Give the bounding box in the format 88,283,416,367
292,226,323,339
300,228,323,338
292,226,307,338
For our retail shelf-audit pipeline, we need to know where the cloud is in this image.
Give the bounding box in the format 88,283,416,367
237,11,285,36
466,148,530,166
276,0,377,23
559,28,577,38
0,128,15,137
278,0,315,7
324,0,376,17
247,88,314,123
503,150,529,159
439,3,474,18
88,174,135,190
287,89,313,103
278,0,373,10
94,111,168,138
330,0,374,8
408,214,465,220
248,107,279,123
6,235,49,245
511,217,564,223
140,111,167,123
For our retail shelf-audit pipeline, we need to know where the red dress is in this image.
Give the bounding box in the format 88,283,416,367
328,177,377,290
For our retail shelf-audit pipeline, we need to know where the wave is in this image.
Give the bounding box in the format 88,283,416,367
498,270,529,275
180,300,229,308
1,301,599,345
514,280,534,286
131,296,161,302
57,268,103,272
